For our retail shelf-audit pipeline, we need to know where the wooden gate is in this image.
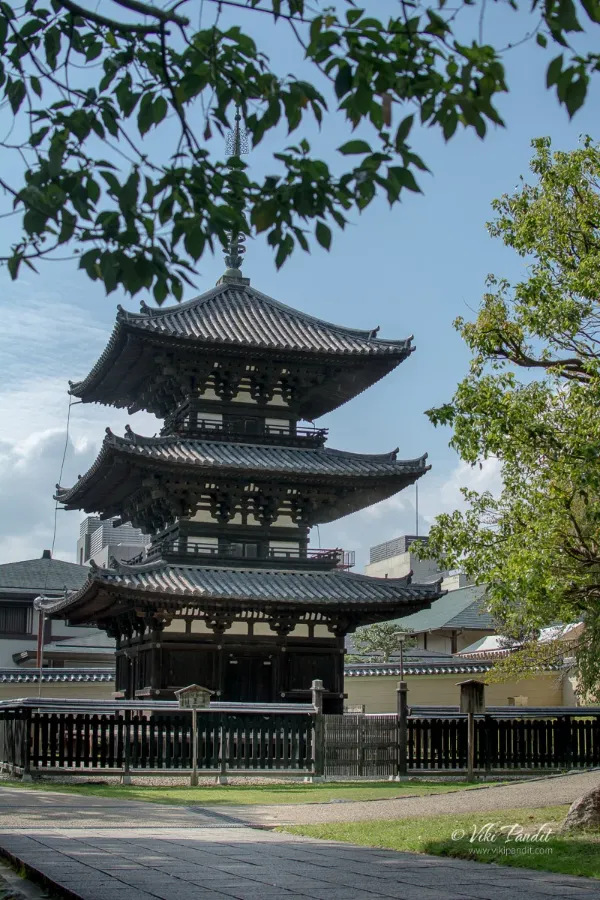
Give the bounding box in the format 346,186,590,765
325,714,397,777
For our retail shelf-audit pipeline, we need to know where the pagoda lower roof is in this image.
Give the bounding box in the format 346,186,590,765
35,561,444,625
68,281,413,418
55,430,429,524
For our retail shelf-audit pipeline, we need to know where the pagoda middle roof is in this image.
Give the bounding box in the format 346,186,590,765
55,429,429,518
68,281,413,415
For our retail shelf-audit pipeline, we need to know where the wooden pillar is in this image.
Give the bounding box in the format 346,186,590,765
150,634,161,691
216,639,225,699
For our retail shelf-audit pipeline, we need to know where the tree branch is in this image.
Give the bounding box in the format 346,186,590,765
112,0,189,26
58,0,165,34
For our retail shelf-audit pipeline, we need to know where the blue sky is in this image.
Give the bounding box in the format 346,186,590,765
1,1,599,568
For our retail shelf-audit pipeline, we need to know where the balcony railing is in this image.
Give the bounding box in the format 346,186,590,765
162,412,328,445
132,541,354,569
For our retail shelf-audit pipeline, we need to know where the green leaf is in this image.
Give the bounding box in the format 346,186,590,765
338,140,372,155
44,28,61,70
30,75,42,98
536,32,548,47
395,115,414,150
153,279,168,305
30,126,49,148
86,42,103,62
334,63,353,99
580,0,600,22
388,166,421,193
138,94,156,136
315,220,331,250
184,228,205,260
7,79,25,114
546,54,564,87
564,76,588,117
7,255,21,280
153,96,168,126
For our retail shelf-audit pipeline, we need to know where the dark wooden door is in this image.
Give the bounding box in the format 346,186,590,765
224,655,273,703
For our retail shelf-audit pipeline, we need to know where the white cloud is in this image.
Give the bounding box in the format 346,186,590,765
318,456,503,572
0,291,158,564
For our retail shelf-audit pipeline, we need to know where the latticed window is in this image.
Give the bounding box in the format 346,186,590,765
0,604,32,634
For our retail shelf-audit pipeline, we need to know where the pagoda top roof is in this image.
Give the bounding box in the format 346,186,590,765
35,560,444,625
69,281,413,412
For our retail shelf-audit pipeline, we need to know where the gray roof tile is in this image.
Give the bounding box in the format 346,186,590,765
0,558,88,594
56,431,429,506
123,283,412,355
391,584,494,633
37,562,443,616
0,668,114,683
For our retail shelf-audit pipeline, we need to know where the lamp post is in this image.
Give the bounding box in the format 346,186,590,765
399,633,405,681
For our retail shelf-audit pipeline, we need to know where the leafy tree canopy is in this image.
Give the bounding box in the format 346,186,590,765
425,136,600,696
2,0,600,301
352,622,416,662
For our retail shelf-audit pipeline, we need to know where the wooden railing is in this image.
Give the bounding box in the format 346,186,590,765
138,541,355,569
162,411,328,446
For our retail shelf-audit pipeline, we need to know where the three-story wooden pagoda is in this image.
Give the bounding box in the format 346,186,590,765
39,258,442,711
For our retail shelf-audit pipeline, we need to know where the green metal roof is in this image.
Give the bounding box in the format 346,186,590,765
0,556,89,595
391,584,494,633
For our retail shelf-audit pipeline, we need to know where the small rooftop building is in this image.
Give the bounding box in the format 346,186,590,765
366,534,472,592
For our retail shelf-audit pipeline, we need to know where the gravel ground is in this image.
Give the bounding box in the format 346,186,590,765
222,770,600,825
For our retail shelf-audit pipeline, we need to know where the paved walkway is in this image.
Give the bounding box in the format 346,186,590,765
224,770,600,825
0,786,598,900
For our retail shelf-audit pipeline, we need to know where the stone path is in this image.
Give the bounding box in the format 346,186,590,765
224,771,600,825
0,786,599,900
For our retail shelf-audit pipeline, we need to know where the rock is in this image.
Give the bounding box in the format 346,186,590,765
562,783,600,832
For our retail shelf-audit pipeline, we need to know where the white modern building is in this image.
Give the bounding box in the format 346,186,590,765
77,516,150,567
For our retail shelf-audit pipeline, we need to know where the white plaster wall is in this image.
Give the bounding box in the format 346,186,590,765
265,418,290,432
365,552,441,583
0,637,37,667
365,552,411,579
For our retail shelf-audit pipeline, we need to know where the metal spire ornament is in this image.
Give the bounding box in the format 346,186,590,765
220,107,250,284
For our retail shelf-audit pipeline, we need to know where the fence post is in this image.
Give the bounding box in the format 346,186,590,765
21,708,33,782
307,679,325,782
484,714,493,774
396,681,408,780
565,715,574,770
216,714,228,785
191,706,200,786
121,709,132,785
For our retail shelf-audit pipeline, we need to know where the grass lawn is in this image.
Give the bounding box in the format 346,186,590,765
283,805,600,879
1,779,494,806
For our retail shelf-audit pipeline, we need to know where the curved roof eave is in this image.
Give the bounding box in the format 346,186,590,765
35,563,444,620
68,283,414,400
55,430,430,507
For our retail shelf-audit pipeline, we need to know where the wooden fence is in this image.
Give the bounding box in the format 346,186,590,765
0,702,318,777
324,711,600,776
2,701,600,778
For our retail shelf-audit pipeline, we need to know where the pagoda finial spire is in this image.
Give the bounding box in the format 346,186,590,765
218,106,250,287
